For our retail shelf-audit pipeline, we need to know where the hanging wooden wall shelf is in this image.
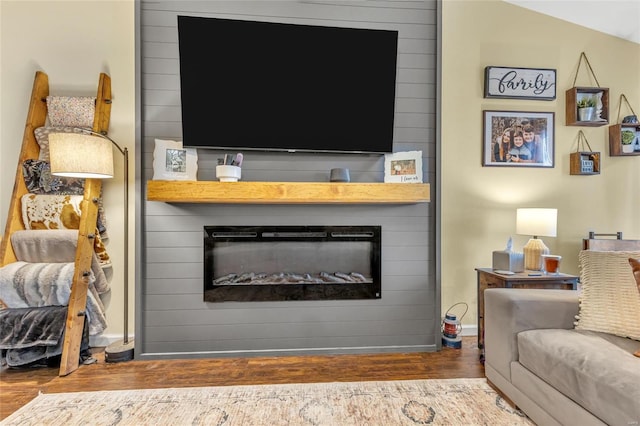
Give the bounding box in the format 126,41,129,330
608,94,640,156
565,53,609,127
570,131,600,175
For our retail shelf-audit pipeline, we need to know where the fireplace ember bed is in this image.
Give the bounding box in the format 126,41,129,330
204,226,381,302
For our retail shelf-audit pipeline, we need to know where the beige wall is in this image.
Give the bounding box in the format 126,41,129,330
0,1,135,341
1,0,639,341
441,1,640,329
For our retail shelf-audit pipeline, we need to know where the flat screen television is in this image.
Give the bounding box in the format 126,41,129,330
177,16,398,154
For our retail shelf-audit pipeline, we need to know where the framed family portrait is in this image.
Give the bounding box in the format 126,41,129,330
482,111,555,168
152,138,199,180
384,150,423,183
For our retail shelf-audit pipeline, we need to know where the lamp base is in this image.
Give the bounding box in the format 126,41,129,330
523,238,549,271
104,339,134,363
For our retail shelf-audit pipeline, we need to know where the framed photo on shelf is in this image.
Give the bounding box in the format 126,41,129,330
152,138,198,180
384,150,423,183
482,111,555,168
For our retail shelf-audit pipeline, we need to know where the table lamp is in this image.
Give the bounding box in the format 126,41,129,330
49,130,133,362
516,208,557,271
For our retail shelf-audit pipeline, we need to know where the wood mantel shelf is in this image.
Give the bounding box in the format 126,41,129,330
146,181,430,204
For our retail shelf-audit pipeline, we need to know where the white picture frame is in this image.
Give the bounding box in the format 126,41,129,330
152,139,198,180
384,151,423,183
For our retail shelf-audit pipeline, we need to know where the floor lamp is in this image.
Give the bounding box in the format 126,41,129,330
49,130,133,362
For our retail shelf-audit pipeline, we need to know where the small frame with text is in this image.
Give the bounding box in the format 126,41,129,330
484,66,556,100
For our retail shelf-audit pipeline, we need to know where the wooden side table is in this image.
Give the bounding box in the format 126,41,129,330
476,268,578,360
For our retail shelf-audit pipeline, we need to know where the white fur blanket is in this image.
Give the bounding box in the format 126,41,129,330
21,194,112,273
0,262,107,335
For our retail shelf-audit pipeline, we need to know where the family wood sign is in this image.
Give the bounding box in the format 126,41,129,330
484,66,556,100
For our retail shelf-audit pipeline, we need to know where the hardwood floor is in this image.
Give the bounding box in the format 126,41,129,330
0,336,483,420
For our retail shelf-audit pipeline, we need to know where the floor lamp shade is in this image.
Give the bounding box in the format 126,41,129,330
516,208,558,271
49,133,114,179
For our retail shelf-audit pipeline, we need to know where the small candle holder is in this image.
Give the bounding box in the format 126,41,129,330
542,254,562,275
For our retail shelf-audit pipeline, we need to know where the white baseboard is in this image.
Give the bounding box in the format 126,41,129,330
459,324,478,337
90,334,134,348
91,329,477,350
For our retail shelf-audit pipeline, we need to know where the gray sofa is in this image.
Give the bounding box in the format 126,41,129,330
484,288,640,426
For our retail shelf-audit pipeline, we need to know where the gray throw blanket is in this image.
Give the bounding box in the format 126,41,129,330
0,261,107,335
0,305,66,349
10,229,111,292
0,305,90,367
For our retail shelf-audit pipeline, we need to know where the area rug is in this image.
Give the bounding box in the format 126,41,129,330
1,378,533,425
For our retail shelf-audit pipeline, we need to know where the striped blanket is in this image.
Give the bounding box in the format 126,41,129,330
0,262,107,335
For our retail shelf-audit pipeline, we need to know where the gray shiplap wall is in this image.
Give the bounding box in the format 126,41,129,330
138,0,437,358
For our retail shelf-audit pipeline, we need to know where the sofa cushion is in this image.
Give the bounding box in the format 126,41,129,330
576,250,640,340
518,328,640,426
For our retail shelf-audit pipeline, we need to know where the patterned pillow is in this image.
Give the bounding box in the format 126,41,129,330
22,159,85,195
46,96,96,128
34,126,86,161
575,250,640,341
22,159,108,240
21,194,111,270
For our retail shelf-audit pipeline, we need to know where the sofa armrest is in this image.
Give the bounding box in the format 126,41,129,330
484,288,579,383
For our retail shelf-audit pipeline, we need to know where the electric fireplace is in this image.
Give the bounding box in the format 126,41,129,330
204,226,381,302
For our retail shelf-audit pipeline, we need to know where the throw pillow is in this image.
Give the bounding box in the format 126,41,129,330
630,258,640,357
22,159,108,241
575,250,640,341
34,126,86,161
22,159,85,195
45,96,96,128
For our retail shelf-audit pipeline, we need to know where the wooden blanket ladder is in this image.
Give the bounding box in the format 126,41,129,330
0,71,112,376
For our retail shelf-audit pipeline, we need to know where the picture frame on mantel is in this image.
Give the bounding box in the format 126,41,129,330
384,150,423,183
152,138,198,180
482,110,555,168
484,66,556,100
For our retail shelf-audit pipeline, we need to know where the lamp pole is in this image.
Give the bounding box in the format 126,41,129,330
76,129,133,362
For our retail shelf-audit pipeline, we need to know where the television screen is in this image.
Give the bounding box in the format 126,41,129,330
177,16,398,154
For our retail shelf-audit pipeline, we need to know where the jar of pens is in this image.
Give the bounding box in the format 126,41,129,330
216,153,243,182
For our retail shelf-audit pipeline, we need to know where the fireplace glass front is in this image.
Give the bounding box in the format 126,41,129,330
204,226,381,302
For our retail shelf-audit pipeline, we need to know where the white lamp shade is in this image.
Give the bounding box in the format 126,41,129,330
49,133,114,178
516,208,557,238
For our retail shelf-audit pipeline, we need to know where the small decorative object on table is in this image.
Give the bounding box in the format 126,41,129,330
329,168,350,182
492,237,524,272
541,254,562,275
